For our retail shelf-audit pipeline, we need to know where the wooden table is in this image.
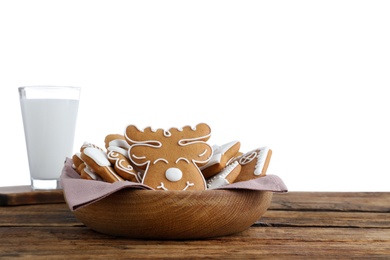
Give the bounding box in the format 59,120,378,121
0,191,389,259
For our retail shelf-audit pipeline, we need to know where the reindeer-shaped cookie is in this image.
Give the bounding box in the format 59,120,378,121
125,123,212,191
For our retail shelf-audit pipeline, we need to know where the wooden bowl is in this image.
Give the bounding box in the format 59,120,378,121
71,189,273,240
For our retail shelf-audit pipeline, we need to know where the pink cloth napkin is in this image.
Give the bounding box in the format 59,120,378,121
61,158,288,211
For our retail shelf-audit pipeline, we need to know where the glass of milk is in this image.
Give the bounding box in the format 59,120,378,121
19,86,80,190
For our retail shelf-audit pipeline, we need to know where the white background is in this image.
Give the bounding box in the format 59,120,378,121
1,0,389,191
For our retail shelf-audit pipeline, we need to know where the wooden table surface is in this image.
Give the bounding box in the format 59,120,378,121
0,191,389,259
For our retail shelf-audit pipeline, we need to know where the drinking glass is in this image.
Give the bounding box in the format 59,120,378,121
19,86,80,190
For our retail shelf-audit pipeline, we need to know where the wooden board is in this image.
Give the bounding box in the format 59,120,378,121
0,226,389,258
0,185,64,206
0,192,389,259
269,191,390,212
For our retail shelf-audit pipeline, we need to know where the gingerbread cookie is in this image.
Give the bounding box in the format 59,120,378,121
104,134,130,149
207,161,241,189
125,123,212,191
77,163,87,176
80,147,124,183
233,146,272,182
200,140,241,179
105,134,144,172
72,153,96,181
80,165,102,181
73,143,107,180
80,142,103,152
72,153,84,174
107,146,140,182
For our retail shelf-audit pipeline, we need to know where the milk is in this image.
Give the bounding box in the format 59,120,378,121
20,99,79,180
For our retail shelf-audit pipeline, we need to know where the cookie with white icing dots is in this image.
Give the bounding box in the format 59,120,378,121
206,161,242,189
80,142,103,152
125,123,212,191
233,147,272,182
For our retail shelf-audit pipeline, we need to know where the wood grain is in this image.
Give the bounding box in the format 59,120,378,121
0,185,64,206
0,203,80,227
73,189,273,239
0,227,388,259
0,192,389,259
259,210,390,228
270,192,390,212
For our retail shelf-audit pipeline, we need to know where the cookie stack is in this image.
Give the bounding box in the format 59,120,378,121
72,123,272,191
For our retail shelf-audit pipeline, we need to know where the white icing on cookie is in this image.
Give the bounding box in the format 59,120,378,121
176,157,190,164
157,182,168,190
254,147,270,176
109,139,130,149
165,167,183,182
107,146,129,158
198,149,208,157
132,154,147,160
207,178,229,190
238,150,257,165
207,161,239,189
126,123,211,191
83,147,110,167
238,146,270,176
157,180,194,190
200,141,239,170
183,181,195,190
107,151,134,171
82,142,102,151
154,158,169,164
84,166,100,180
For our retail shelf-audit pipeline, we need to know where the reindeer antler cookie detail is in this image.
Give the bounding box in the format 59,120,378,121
71,122,274,190
125,123,212,191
